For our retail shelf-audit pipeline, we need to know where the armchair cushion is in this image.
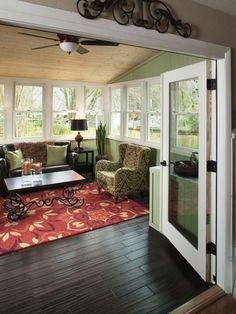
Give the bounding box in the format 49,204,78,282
98,170,115,192
96,160,121,172
5,149,23,171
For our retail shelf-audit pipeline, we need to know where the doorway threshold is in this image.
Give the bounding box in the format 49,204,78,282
170,285,226,313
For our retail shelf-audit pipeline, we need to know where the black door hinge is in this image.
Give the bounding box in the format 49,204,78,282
207,79,217,90
207,160,217,173
206,242,216,255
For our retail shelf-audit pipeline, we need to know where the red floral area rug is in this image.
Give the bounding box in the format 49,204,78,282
0,182,148,256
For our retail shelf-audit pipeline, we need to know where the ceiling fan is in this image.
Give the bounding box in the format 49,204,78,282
18,32,119,55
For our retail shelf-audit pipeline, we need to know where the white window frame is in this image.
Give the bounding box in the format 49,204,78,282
84,84,105,139
51,84,79,139
109,85,123,140
124,82,144,143
108,78,161,148
13,82,44,140
146,77,161,148
0,77,106,143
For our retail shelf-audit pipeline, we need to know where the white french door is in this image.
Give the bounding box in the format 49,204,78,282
161,61,215,281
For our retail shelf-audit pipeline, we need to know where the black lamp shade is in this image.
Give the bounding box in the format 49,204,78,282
71,119,88,131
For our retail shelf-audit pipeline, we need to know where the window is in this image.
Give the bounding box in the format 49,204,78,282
170,78,199,151
14,84,43,138
109,79,161,146
110,87,121,137
126,86,142,139
84,87,104,137
52,86,76,136
0,84,5,139
147,81,161,143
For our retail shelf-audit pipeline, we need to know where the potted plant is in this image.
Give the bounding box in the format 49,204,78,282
95,121,107,162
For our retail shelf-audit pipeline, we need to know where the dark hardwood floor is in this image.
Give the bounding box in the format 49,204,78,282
0,213,210,313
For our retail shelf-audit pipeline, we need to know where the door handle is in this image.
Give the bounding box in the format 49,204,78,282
160,160,167,166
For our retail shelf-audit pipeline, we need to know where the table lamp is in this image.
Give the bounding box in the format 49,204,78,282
71,119,88,150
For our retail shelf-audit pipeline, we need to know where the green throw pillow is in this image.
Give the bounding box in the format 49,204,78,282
5,149,23,171
47,145,68,166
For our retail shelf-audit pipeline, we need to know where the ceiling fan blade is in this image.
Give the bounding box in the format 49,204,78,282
77,45,89,55
32,44,59,50
80,40,119,46
18,32,58,42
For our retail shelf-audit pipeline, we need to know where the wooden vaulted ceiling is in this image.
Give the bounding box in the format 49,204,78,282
0,24,158,83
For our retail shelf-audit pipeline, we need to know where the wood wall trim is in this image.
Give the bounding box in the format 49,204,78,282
169,285,225,314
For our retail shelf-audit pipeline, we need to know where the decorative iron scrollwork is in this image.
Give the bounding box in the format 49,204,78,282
76,0,192,38
4,186,84,221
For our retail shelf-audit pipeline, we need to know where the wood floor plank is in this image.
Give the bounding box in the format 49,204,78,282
0,213,210,314
119,286,154,309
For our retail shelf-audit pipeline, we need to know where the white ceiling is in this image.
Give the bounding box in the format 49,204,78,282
193,0,236,17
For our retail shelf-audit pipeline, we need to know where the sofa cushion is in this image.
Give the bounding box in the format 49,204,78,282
47,144,68,166
5,149,23,171
43,164,71,173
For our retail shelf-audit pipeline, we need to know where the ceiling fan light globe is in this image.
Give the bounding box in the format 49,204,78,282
59,42,78,53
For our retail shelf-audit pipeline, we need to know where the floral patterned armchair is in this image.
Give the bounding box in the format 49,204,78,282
95,143,151,202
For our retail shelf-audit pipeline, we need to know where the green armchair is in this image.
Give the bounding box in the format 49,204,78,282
95,143,151,202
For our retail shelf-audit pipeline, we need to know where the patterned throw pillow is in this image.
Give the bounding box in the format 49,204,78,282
47,145,68,166
5,150,23,170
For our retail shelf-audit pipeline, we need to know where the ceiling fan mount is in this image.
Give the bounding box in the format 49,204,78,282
18,32,119,55
57,34,79,43
56,34,79,55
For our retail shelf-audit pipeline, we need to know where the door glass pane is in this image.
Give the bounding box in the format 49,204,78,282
169,78,199,248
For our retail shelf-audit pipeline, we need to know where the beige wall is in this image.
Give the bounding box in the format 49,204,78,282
21,0,236,126
20,0,75,12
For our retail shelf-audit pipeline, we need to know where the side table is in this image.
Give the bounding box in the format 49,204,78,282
74,148,94,179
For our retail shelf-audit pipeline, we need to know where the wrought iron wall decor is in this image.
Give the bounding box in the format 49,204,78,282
76,0,192,38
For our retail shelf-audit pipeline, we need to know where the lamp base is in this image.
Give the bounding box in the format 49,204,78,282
75,132,83,150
